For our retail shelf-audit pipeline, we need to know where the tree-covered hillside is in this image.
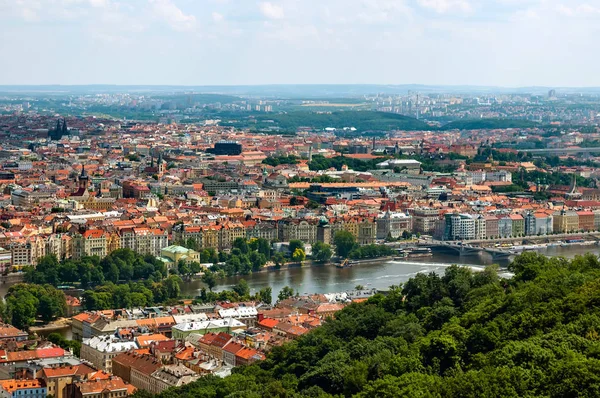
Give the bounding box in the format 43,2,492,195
239,111,431,132
137,252,600,397
440,118,539,131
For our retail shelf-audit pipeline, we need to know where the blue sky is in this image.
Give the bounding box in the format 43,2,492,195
1,0,599,87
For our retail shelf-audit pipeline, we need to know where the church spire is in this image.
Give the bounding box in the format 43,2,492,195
62,119,68,135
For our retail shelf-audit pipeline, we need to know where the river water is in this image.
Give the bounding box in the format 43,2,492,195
4,244,599,339
183,244,600,303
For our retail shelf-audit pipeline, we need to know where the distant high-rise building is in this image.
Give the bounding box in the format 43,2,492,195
207,141,243,156
548,89,556,98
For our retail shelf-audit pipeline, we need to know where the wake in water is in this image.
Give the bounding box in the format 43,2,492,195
389,260,486,271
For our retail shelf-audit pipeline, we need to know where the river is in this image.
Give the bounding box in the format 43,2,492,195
184,244,600,303
4,244,599,340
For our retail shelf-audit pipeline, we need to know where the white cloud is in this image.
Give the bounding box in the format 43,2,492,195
212,11,224,22
89,0,109,8
259,2,285,19
2,0,600,86
556,3,600,16
149,0,196,31
417,0,472,13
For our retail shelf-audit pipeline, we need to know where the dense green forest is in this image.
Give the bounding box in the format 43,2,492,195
440,118,539,131
136,252,600,397
241,111,431,132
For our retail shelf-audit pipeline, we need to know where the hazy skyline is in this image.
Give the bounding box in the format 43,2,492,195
1,0,599,87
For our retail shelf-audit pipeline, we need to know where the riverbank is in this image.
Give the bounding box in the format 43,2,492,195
260,256,394,272
0,272,25,284
30,318,71,335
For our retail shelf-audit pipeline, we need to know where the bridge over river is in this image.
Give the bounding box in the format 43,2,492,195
420,232,600,261
425,242,514,261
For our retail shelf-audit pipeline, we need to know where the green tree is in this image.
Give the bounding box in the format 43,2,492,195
334,230,357,258
202,271,217,292
178,260,191,277
6,291,38,329
273,252,286,267
278,286,295,302
189,262,202,274
292,248,306,264
233,279,250,298
312,242,333,263
258,287,273,305
288,240,305,257
163,275,182,299
233,238,250,254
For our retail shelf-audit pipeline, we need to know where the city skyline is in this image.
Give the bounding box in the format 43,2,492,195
1,0,600,87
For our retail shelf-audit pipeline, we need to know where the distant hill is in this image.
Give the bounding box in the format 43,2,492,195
250,111,431,132
439,118,539,131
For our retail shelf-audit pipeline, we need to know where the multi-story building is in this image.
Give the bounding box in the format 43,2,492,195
45,234,73,261
246,222,278,241
357,218,377,244
278,220,318,244
171,318,246,340
120,228,169,257
376,212,412,240
150,365,199,393
80,335,138,373
160,246,200,269
525,212,554,236
510,214,525,237
64,376,132,398
9,236,46,267
37,363,95,398
594,210,600,231
484,215,499,238
112,352,162,393
444,214,475,240
222,341,245,366
411,208,439,235
72,230,108,260
316,223,333,245
0,379,46,398
473,215,486,240
497,215,513,238
553,210,579,233
577,211,595,231
11,189,53,207
219,222,246,250
487,170,512,183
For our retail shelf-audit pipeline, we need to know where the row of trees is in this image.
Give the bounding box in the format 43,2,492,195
25,249,168,289
333,230,393,260
81,276,183,311
0,284,67,329
137,252,600,397
196,282,296,306
348,244,395,260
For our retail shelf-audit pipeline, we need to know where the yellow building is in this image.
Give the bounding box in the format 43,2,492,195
553,210,579,233
159,245,200,269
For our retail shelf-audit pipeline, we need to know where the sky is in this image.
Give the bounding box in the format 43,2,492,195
0,0,599,87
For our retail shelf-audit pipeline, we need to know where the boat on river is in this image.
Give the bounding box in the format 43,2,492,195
394,248,433,259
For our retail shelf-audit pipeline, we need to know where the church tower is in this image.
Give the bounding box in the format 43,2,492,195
157,153,166,176
79,165,90,191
